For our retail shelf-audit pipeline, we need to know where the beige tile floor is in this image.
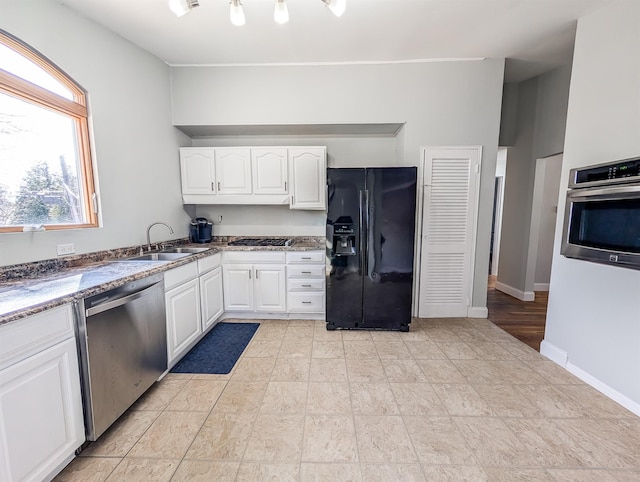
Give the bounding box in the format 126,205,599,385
55,318,640,481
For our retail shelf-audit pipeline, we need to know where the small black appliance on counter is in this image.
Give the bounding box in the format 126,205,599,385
189,217,213,243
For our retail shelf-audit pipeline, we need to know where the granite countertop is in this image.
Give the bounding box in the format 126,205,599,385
0,236,325,326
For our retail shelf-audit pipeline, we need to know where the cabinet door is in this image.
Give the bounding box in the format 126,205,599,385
223,264,254,311
289,147,326,210
215,148,252,194
200,266,224,331
252,148,288,195
254,265,286,312
180,148,216,195
165,279,202,365
0,338,84,482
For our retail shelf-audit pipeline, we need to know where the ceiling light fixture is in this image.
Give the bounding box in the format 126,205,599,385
322,0,346,17
170,0,345,25
274,0,289,24
229,0,246,26
169,0,199,17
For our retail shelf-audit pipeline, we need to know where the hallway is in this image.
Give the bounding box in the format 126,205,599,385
486,276,548,351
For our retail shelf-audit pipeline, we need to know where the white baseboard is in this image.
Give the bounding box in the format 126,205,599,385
219,312,324,321
567,362,640,417
540,340,568,367
534,283,550,291
494,281,535,301
540,339,640,417
467,306,488,318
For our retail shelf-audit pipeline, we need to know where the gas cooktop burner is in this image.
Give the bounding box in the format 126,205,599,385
228,237,293,247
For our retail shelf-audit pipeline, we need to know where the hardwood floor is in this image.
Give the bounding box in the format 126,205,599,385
486,275,548,351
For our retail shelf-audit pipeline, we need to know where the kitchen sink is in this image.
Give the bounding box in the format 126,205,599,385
123,252,191,262
161,247,210,254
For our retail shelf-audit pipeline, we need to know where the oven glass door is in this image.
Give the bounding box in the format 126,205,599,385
568,197,640,251
562,185,640,267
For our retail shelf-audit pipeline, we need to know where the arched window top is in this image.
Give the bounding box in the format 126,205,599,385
0,30,97,233
0,42,73,100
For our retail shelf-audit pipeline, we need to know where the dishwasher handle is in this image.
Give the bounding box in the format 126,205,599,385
85,282,161,317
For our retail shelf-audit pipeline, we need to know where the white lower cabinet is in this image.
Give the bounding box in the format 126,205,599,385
286,251,326,313
254,265,287,312
0,305,84,482
199,264,224,331
165,276,202,366
222,252,286,313
165,254,225,369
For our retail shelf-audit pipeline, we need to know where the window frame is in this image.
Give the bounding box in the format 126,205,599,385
0,29,97,233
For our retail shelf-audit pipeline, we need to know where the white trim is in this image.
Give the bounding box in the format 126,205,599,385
219,312,324,321
533,283,550,291
467,306,488,318
540,340,640,416
540,340,568,367
566,362,640,417
168,58,487,68
494,281,535,301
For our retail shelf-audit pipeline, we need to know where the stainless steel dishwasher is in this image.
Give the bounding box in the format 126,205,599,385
75,273,167,441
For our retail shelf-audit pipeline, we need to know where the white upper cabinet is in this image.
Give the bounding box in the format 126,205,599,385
289,147,326,210
180,148,216,195
252,148,288,195
215,148,252,195
180,146,325,209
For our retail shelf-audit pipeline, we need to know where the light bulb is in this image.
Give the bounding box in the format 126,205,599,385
274,0,289,24
230,0,246,26
327,0,346,17
169,0,191,17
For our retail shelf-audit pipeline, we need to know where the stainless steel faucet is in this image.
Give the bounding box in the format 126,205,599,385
146,222,174,251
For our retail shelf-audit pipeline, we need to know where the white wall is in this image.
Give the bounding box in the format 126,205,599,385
497,65,571,298
0,0,191,266
543,1,640,409
171,60,505,310
533,154,562,288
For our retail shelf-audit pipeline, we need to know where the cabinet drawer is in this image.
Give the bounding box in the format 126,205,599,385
287,279,325,291
0,305,74,370
288,292,325,312
164,261,198,291
198,252,221,274
223,251,285,264
286,251,324,264
287,265,324,278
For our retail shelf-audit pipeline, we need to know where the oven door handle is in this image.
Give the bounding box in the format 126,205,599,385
568,184,640,201
86,282,161,317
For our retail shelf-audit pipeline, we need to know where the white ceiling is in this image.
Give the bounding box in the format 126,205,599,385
56,0,614,83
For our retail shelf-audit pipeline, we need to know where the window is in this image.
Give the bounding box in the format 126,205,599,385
0,30,97,232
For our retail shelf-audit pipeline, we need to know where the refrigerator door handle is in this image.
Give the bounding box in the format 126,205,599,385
364,189,370,276
359,190,366,275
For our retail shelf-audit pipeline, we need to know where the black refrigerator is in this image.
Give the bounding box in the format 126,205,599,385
326,167,417,331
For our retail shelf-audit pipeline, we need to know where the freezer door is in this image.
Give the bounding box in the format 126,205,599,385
361,167,417,330
326,168,365,329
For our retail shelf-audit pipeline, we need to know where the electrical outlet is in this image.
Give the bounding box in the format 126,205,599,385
218,215,223,223
57,243,75,256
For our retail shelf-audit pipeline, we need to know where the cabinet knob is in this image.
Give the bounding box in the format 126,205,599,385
301,271,311,274
302,284,311,288
218,181,221,190
302,301,312,304
211,182,215,191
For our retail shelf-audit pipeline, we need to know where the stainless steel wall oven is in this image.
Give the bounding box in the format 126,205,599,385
561,157,640,269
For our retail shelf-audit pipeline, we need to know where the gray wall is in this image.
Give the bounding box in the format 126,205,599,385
497,65,571,296
0,0,191,266
544,0,640,407
171,60,505,311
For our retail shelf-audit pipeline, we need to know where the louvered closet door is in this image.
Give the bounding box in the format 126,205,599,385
419,147,481,317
